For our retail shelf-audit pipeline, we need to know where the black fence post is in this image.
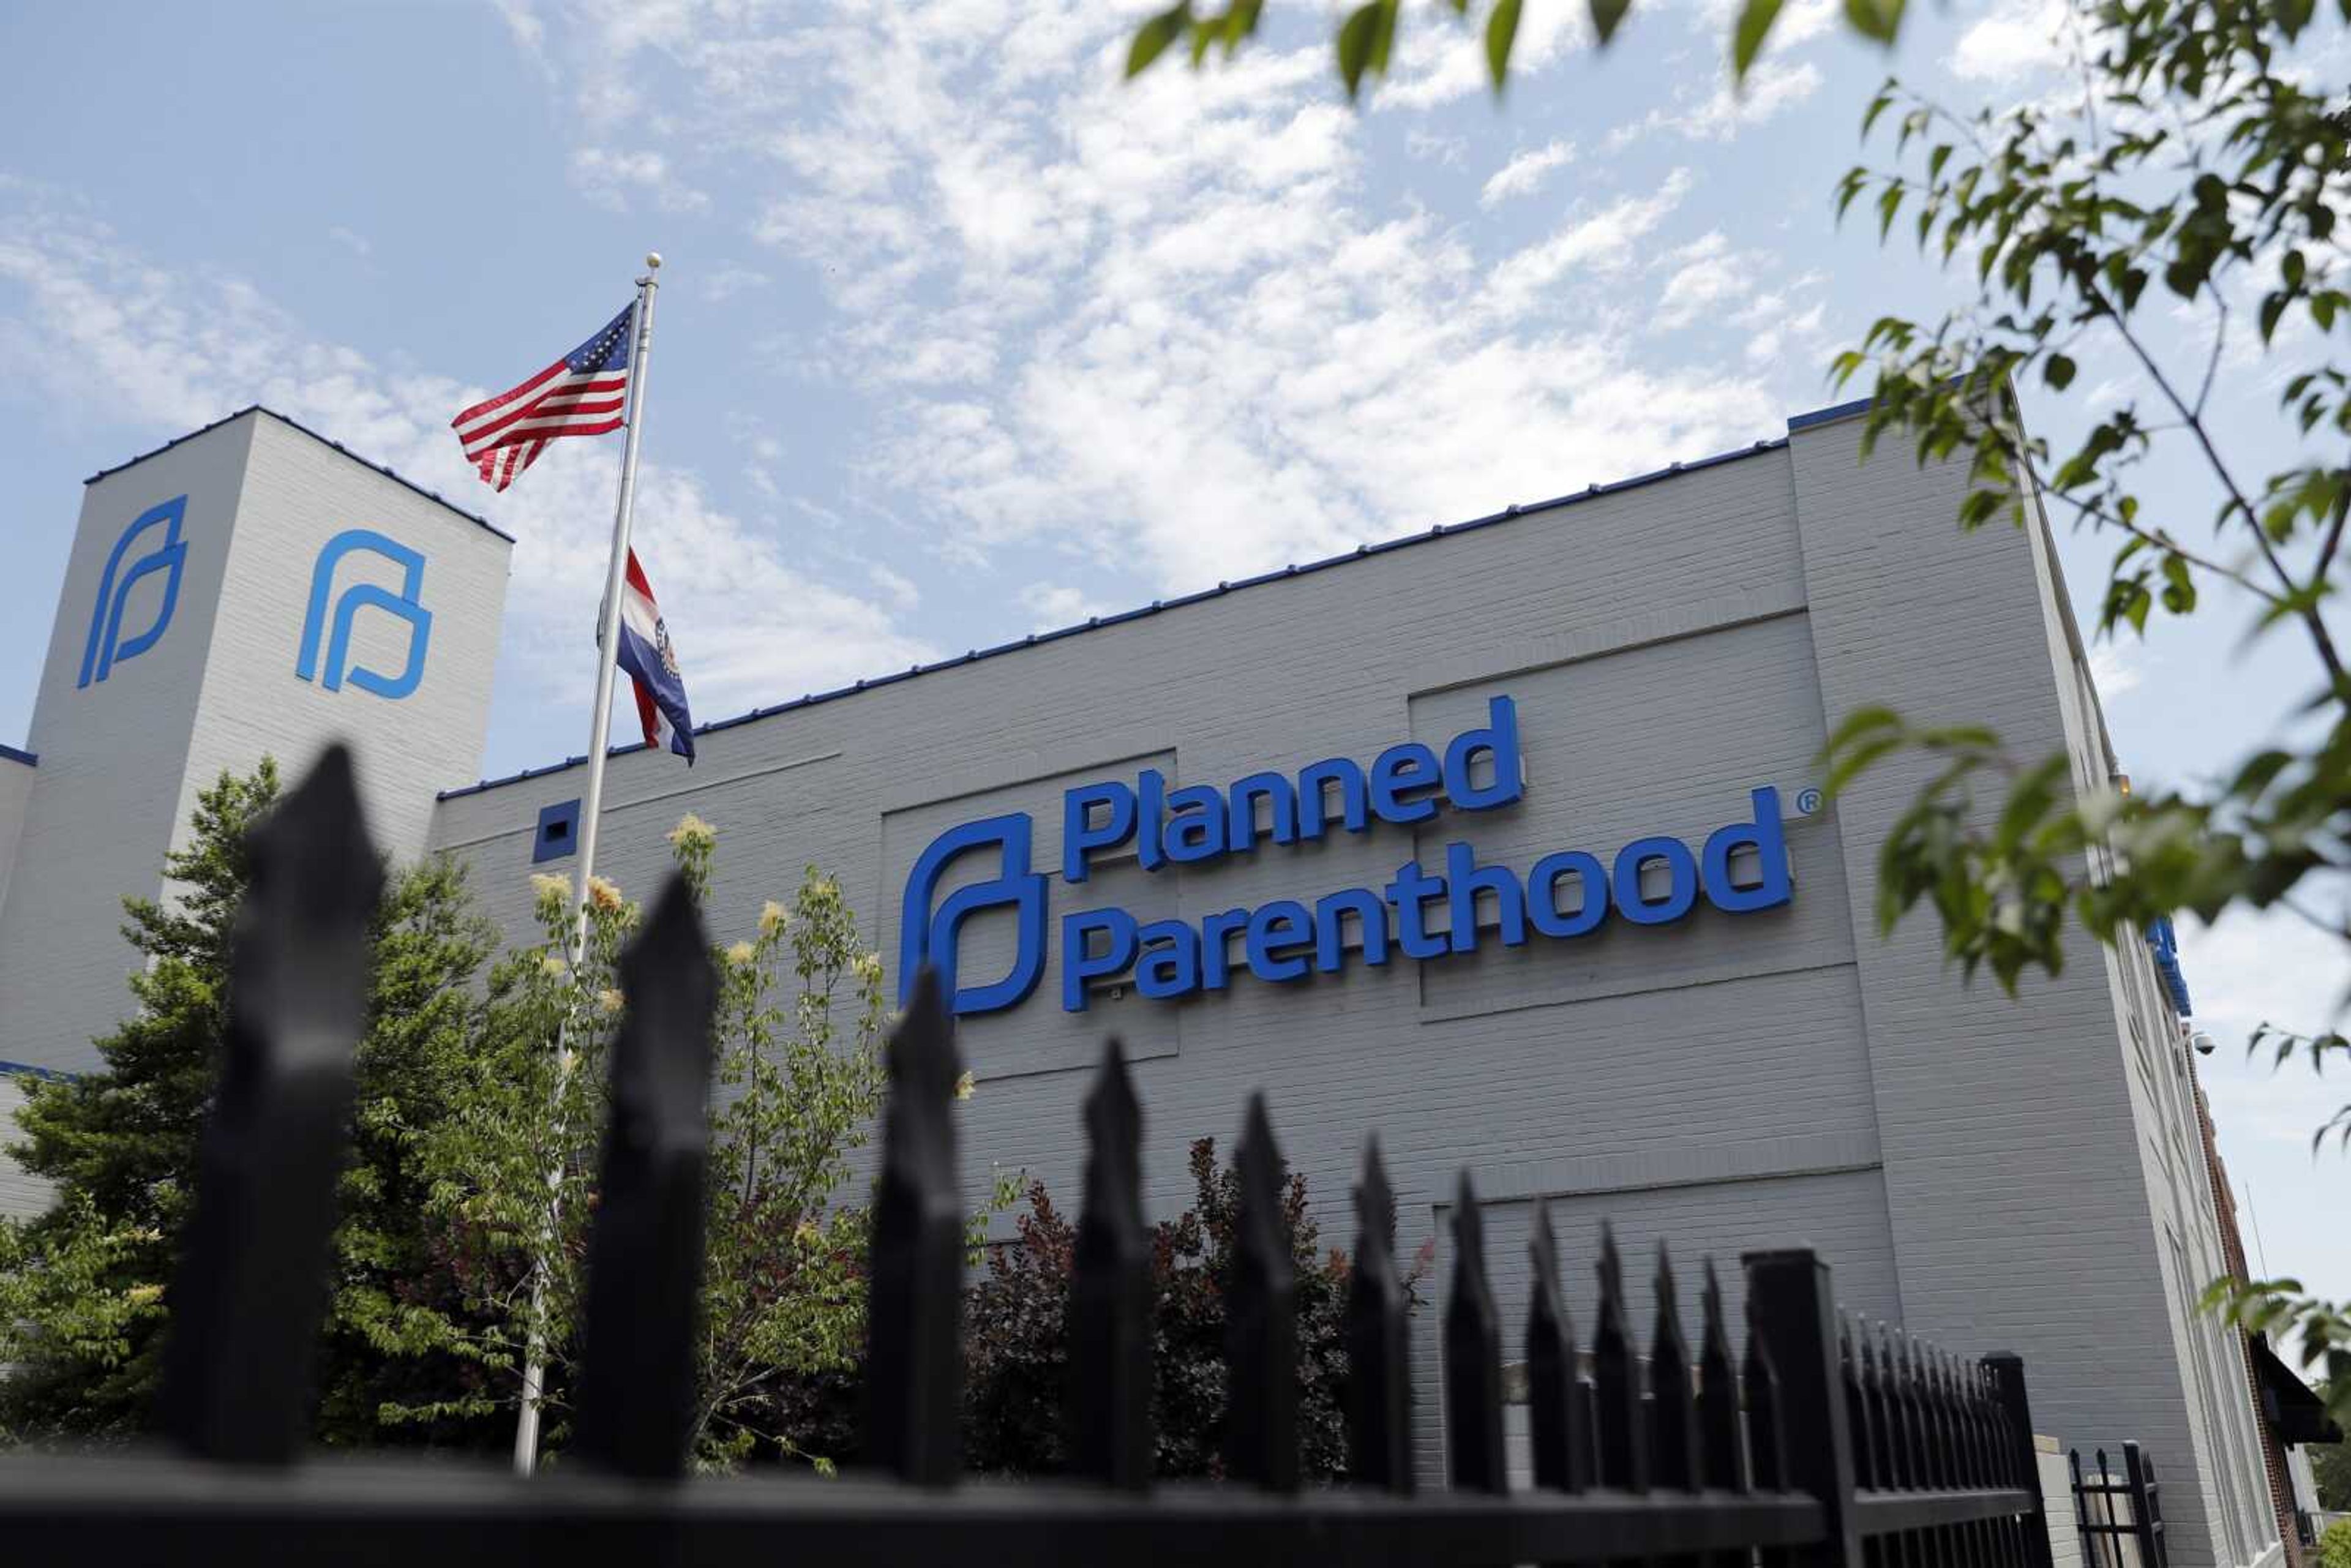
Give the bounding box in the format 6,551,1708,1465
1224,1093,1299,1493
1742,1248,1861,1568
864,964,966,1487
1593,1223,1649,1493
1070,1038,1153,1491
2121,1442,2165,1568
158,744,383,1465
1985,1352,2056,1568
1345,1138,1413,1492
1445,1170,1507,1495
1525,1199,1586,1495
572,874,719,1481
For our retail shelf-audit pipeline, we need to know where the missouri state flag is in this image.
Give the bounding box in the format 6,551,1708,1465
617,550,695,763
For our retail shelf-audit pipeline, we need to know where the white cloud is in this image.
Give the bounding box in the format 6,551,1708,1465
1019,582,1106,628
1610,57,1822,147
1480,140,1578,208
1953,0,2070,81
464,2,1786,594
571,146,710,214
702,265,770,301
1654,230,1751,329
2087,639,2145,700
0,192,925,720
1374,2,1587,109
327,225,372,258
1487,170,1697,313
869,562,920,612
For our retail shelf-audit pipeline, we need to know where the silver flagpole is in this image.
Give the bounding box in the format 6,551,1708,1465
511,252,662,1477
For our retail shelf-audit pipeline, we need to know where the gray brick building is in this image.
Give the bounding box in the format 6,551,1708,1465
0,397,2282,1568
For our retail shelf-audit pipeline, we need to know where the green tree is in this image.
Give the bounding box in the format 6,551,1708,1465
0,760,497,1444
382,814,1008,1471
2312,1436,2350,1511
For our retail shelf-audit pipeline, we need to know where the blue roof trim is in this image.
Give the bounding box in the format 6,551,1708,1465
0,1059,77,1084
0,742,33,767
84,406,516,544
439,419,1840,802
2145,917,2193,1016
1787,396,1874,432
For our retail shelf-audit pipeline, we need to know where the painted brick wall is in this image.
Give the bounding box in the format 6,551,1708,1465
0,753,31,918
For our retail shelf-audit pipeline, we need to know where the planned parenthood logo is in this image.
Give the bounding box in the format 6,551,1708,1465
898,814,1049,1016
296,529,433,700
901,696,1797,1021
78,495,189,688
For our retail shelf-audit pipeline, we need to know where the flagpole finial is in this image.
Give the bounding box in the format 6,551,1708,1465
645,252,662,271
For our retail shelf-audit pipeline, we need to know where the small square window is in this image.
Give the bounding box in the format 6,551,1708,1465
533,798,582,864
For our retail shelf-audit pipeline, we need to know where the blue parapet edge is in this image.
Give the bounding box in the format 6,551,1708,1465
0,743,34,767
440,405,1874,803
1786,396,1874,432
86,407,514,544
0,1059,78,1084
2145,916,2194,1017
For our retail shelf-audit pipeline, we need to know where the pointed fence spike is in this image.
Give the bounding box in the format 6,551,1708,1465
1649,1244,1700,1493
1445,1169,1507,1495
1070,1037,1153,1490
1865,1321,1899,1491
1593,1220,1648,1492
1344,1136,1412,1492
1224,1092,1299,1493
160,744,383,1465
573,874,721,1480
1851,1316,1883,1493
1697,1258,1747,1493
1741,1281,1785,1495
864,963,967,1486
1526,1198,1586,1493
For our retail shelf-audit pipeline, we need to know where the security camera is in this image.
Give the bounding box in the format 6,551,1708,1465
2191,1032,2218,1056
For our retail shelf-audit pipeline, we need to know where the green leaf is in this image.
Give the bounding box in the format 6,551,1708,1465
2042,354,2075,391
1590,0,1633,45
1127,4,1191,77
1731,0,1783,77
1861,84,1895,138
1337,1,1398,99
1485,0,1522,88
1842,0,1904,43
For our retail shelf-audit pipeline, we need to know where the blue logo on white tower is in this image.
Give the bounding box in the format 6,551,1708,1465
899,696,1796,1019
297,529,433,700
79,495,189,688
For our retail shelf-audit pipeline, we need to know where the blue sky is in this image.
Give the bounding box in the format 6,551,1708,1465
1,1,2342,1303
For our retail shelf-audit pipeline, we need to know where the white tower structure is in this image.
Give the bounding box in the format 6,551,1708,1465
0,408,512,1084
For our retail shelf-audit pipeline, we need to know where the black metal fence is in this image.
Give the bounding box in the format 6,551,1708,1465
0,748,2062,1566
2071,1443,2169,1568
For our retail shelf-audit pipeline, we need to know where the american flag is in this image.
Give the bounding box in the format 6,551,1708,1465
451,304,636,492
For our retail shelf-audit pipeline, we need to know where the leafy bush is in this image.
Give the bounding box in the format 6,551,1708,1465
963,1136,1428,1479
2315,1517,2351,1568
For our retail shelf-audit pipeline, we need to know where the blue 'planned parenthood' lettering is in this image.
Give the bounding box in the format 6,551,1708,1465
896,694,1795,1018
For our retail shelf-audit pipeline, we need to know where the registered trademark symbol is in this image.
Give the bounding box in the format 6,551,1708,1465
1795,787,1823,816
